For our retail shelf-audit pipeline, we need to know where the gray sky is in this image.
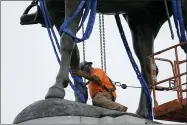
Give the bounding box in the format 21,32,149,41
1,1,187,124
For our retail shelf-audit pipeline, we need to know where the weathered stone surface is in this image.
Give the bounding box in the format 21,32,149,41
19,116,81,124
13,99,160,124
17,115,161,124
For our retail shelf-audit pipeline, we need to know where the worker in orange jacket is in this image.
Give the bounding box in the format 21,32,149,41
72,61,128,112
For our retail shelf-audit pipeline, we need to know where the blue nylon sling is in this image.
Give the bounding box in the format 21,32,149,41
172,0,187,53
59,0,97,42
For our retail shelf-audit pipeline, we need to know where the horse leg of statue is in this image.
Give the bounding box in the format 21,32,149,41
44,0,65,99
124,2,172,118
45,0,82,99
126,15,154,118
70,44,88,103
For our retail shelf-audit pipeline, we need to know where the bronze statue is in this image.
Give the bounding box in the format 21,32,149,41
20,0,187,119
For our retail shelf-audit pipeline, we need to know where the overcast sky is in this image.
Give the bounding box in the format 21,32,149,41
1,1,187,124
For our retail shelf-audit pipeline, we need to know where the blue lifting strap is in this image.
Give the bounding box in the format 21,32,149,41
115,15,153,120
59,0,97,43
39,0,87,103
172,0,187,53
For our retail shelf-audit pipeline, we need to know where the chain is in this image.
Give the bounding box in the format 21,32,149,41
82,24,86,62
99,14,104,70
82,24,86,83
101,15,107,73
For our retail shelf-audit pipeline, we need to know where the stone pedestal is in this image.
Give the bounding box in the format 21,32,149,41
13,99,160,124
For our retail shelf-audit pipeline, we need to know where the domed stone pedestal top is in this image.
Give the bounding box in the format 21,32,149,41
13,98,160,124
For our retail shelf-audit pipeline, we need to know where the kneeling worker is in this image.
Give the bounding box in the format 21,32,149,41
72,61,128,112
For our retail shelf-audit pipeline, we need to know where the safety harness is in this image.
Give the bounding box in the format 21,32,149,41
87,76,116,101
99,77,116,93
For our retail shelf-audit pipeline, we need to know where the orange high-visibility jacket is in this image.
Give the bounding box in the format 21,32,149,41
88,68,116,98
